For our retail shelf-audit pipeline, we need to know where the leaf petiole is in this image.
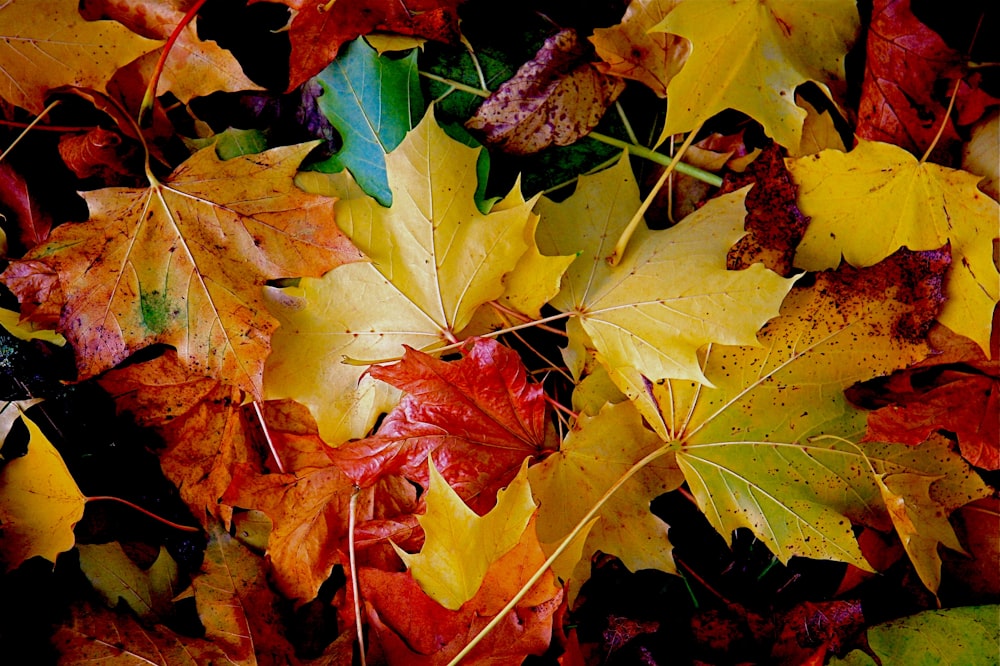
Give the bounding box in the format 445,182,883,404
85,495,200,533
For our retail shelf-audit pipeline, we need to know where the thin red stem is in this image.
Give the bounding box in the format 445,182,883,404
86,496,200,532
138,0,209,126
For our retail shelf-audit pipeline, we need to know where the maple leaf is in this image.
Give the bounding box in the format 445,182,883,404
397,460,536,610
528,400,684,603
361,516,562,665
192,523,297,664
0,163,52,250
327,338,554,513
0,414,86,571
788,138,1000,353
636,253,992,573
466,29,626,155
261,0,463,92
78,542,179,622
535,154,795,387
53,599,233,664
266,108,543,444
590,0,690,97
651,0,859,151
221,400,420,601
307,37,424,206
857,0,964,160
1,143,361,398
0,0,161,113
97,351,259,526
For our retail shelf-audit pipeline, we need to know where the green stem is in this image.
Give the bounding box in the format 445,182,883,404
419,71,490,98
589,132,722,187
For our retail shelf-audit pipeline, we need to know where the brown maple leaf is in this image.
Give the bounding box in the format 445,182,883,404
260,0,463,92
1,143,361,397
327,337,557,515
466,29,625,155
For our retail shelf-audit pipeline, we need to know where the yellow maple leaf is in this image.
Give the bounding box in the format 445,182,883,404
651,0,859,151
1,144,360,398
528,400,683,604
397,460,537,611
0,414,86,570
787,139,1000,353
876,470,966,595
267,108,543,444
535,154,795,386
0,0,161,113
590,0,690,97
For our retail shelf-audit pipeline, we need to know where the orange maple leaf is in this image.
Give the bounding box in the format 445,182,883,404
1,144,361,397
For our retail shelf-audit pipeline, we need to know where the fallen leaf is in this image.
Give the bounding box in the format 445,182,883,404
0,414,86,570
788,138,1000,353
361,516,562,665
0,0,160,113
78,542,179,621
262,0,463,92
221,401,420,602
528,400,684,604
97,350,259,526
0,163,52,250
57,127,141,185
307,37,424,206
962,110,999,200
943,498,1000,601
466,29,625,155
0,308,65,346
535,155,795,388
397,460,536,610
266,108,542,444
590,0,690,97
1,143,362,398
328,338,554,513
856,0,963,161
651,0,859,151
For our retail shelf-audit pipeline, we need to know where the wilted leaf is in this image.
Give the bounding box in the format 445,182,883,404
328,338,553,512
98,351,258,526
307,37,424,206
528,400,684,603
535,155,795,387
0,163,52,250
1,143,362,398
361,516,562,665
651,0,859,151
466,29,625,155
57,127,140,185
788,139,1000,353
0,414,86,570
397,461,536,610
267,108,541,444
591,0,689,97
0,0,160,113
78,542,179,621
830,605,1000,666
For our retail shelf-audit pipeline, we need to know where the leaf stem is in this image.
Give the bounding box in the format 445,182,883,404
86,496,200,532
348,486,367,666
138,0,209,127
419,71,490,98
588,132,722,187
446,442,674,665
0,100,60,163
919,76,962,164
252,400,285,474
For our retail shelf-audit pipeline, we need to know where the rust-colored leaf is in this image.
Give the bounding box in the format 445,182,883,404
466,29,625,155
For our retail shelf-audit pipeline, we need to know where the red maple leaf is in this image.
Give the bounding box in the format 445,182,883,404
327,338,557,515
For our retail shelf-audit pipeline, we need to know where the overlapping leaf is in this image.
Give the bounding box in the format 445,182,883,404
651,0,859,151
535,155,795,386
78,542,179,621
0,0,160,113
788,139,1000,352
1,144,361,398
266,108,543,444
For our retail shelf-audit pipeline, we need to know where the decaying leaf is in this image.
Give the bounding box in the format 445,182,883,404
266,108,543,444
651,0,859,151
466,29,625,155
0,414,86,570
0,0,160,113
788,138,1000,353
1,143,362,398
591,0,690,97
78,542,179,622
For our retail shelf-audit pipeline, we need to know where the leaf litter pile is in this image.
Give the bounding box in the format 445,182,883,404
0,0,997,664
